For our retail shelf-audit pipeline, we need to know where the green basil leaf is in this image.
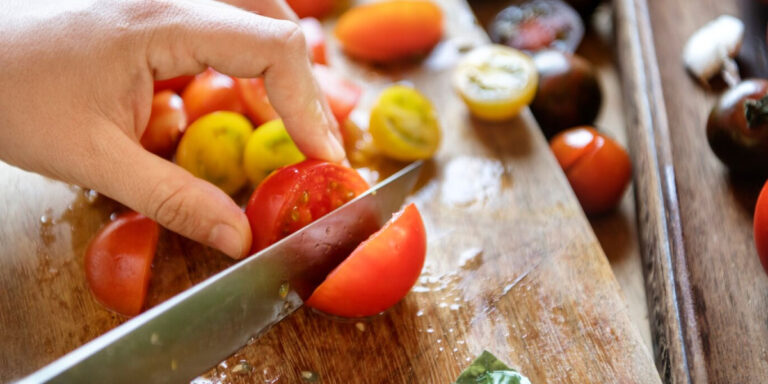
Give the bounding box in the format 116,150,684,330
454,350,531,384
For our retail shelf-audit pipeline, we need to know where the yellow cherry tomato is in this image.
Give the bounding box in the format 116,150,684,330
243,119,306,185
176,111,253,195
453,44,538,121
369,85,441,161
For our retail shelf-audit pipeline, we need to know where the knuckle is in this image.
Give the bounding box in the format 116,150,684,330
278,21,307,54
146,177,199,235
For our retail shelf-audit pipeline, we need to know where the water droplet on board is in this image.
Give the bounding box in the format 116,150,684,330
355,322,366,332
86,189,99,203
426,327,435,334
40,215,52,224
231,360,252,375
301,370,319,382
416,310,425,317
441,157,504,207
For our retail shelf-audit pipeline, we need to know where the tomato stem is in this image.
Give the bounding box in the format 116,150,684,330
744,95,768,129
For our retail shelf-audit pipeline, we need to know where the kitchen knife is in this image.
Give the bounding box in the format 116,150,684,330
18,161,422,384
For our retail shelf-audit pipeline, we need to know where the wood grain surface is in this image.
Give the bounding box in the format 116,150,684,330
0,0,659,382
617,0,768,383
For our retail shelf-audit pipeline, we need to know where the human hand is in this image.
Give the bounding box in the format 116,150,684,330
0,0,345,259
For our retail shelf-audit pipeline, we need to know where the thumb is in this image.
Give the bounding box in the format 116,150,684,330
83,128,252,259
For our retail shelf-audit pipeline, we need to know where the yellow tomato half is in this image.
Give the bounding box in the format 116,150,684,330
243,119,306,186
453,45,538,121
369,85,441,161
176,111,253,195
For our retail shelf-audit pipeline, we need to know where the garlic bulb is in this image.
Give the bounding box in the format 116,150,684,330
682,15,744,85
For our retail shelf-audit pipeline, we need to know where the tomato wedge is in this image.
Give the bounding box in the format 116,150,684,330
313,64,362,124
300,18,327,65
335,1,443,62
305,203,427,317
140,90,187,158
236,77,279,126
85,212,159,316
182,68,243,123
246,160,370,252
754,181,768,275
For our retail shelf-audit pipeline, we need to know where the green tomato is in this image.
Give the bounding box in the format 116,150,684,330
243,119,306,185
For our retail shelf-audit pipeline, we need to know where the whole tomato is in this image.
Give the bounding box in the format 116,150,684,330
755,180,768,275
182,68,243,123
531,50,602,138
707,79,768,176
140,90,187,158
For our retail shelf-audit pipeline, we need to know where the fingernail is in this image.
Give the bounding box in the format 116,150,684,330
326,130,346,162
209,224,245,259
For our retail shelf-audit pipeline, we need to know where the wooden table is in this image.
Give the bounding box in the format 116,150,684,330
0,0,659,383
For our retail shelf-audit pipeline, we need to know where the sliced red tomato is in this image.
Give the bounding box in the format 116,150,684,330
286,0,335,19
755,181,768,275
182,68,243,123
236,77,280,126
305,203,427,317
154,75,194,93
140,90,187,158
313,64,362,124
300,18,327,65
85,212,159,316
246,160,369,252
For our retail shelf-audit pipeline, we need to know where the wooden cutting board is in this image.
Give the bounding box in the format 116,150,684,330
616,0,768,382
0,0,660,382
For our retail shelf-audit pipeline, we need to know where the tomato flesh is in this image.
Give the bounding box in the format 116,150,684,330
236,77,279,126
140,90,187,158
755,181,768,275
313,64,362,124
182,68,243,123
305,203,427,317
550,127,632,215
246,160,370,252
85,212,159,316
334,1,443,62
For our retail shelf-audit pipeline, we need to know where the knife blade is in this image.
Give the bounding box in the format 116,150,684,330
19,161,423,384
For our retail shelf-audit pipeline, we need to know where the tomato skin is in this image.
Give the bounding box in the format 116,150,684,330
550,127,632,215
706,79,768,176
300,18,327,65
246,160,369,252
305,203,426,317
182,68,243,123
154,75,194,93
313,64,362,124
236,77,279,126
140,91,187,158
286,0,334,19
243,119,306,185
755,181,768,275
335,1,443,62
531,50,602,138
85,212,159,317
489,0,584,53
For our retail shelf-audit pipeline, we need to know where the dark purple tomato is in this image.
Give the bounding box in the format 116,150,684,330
707,79,768,176
488,0,584,53
530,50,602,138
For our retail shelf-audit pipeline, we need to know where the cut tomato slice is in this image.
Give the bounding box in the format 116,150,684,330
305,203,427,317
85,212,159,316
245,160,370,252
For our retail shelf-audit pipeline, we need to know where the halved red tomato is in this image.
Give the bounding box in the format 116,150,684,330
182,68,243,123
754,181,768,275
140,90,187,158
305,203,426,317
154,75,194,93
85,212,159,316
245,160,369,252
300,17,327,65
313,64,362,124
236,77,280,125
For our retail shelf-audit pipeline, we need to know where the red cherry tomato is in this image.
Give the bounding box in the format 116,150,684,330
85,212,159,316
154,75,194,93
286,0,334,19
236,77,279,125
245,160,369,252
182,68,243,123
140,91,187,158
755,181,768,275
550,127,632,215
300,17,327,65
313,64,362,124
305,203,427,317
